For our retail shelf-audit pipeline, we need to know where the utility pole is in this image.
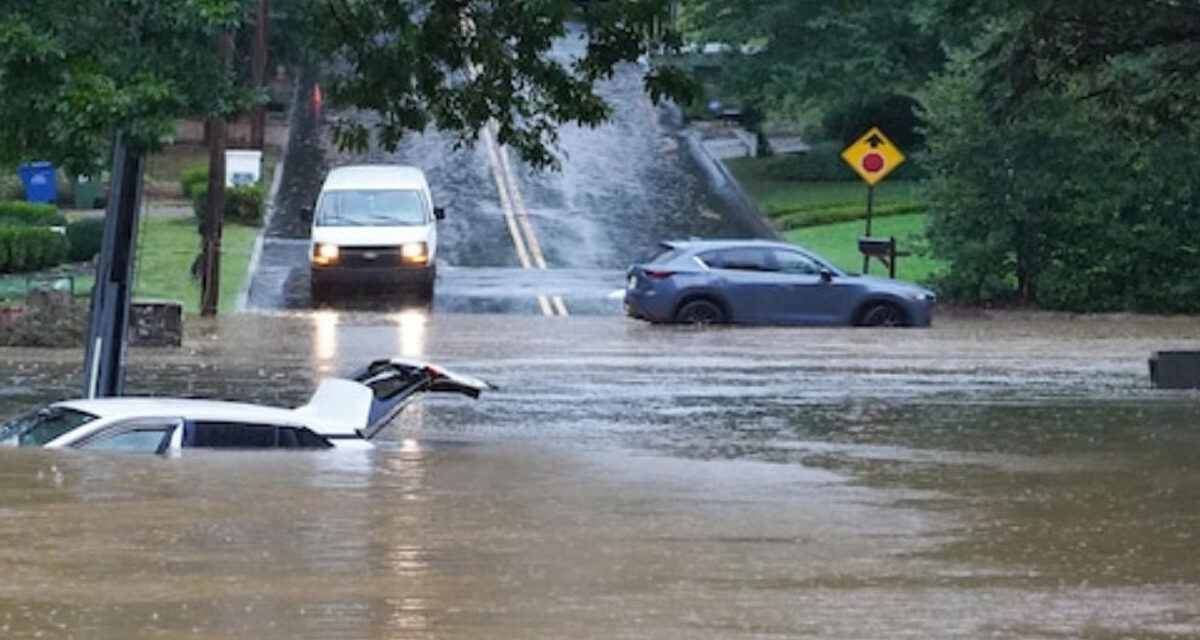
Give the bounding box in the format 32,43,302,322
201,32,234,316
250,0,270,150
81,135,144,397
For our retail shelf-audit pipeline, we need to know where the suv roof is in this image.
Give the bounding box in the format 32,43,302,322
322,164,428,191
661,238,791,252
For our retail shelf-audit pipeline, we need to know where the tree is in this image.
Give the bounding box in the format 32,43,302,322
314,0,694,169
921,49,1200,312
927,0,1200,137
2,0,694,174
0,0,259,175
678,0,945,125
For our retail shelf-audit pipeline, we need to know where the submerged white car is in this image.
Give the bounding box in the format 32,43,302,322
0,359,491,453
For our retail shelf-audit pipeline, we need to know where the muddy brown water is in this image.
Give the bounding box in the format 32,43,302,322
1,312,1199,639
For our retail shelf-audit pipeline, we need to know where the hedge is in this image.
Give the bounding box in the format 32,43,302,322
66,217,106,262
0,200,65,226
180,163,208,199
768,202,925,231
0,225,69,273
192,184,266,227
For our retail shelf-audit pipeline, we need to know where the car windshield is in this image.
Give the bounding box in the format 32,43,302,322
315,189,426,227
0,407,99,447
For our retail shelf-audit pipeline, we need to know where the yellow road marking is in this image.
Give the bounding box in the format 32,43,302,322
464,33,567,317
481,125,558,316
483,124,569,317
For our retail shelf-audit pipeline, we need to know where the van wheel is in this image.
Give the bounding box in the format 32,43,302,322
310,279,328,307
418,280,435,304
674,298,726,325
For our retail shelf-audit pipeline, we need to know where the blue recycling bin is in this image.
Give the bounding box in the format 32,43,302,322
18,161,57,203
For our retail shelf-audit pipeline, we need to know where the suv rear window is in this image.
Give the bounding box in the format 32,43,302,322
644,246,683,264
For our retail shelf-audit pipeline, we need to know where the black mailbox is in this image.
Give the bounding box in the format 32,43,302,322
858,236,905,278
858,236,895,256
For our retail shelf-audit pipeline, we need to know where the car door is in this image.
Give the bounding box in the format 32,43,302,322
768,248,847,324
69,417,183,454
697,248,779,322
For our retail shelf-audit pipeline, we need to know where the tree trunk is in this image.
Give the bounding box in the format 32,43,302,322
201,33,235,317
250,0,270,150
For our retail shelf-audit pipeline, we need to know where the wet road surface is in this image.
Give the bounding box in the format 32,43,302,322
245,52,767,314
2,312,1200,638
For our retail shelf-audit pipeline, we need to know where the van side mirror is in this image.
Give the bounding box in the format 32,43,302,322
433,206,446,220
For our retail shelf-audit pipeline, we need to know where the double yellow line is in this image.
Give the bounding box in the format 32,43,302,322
481,124,569,317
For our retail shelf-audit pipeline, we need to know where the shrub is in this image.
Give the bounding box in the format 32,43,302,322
180,163,209,199
0,200,65,226
226,184,265,225
761,142,857,182
0,174,21,200
760,141,926,182
0,225,68,273
66,217,106,262
769,202,925,231
822,94,926,150
192,183,265,228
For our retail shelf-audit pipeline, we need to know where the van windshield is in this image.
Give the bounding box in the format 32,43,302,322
315,189,427,227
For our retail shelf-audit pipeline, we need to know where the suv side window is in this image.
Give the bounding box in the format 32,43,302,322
184,421,332,449
699,248,775,272
771,249,823,275
72,418,182,454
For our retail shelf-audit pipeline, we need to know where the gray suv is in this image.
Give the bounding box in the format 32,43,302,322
623,239,935,326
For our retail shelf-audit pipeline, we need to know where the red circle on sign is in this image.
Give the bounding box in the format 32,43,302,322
862,152,885,173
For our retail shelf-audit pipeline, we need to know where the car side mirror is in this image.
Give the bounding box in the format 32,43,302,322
434,206,446,220
820,269,834,283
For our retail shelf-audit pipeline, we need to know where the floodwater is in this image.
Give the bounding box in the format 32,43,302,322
2,312,1200,639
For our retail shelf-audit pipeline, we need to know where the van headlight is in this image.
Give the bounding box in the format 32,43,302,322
400,242,428,264
312,243,339,266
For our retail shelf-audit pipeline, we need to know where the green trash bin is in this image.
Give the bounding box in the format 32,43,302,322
73,175,101,209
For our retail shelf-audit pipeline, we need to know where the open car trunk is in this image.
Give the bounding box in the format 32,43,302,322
295,358,493,441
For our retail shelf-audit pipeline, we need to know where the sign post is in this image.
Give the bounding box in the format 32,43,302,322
841,127,905,274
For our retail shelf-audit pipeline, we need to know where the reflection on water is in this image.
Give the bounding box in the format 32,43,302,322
391,308,428,358
1,313,1199,638
309,307,430,380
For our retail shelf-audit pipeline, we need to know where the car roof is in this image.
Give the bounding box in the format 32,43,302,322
321,164,429,192
52,397,307,426
661,238,801,252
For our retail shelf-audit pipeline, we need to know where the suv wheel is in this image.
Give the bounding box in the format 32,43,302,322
674,299,726,325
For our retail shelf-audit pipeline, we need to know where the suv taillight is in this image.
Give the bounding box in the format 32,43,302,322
646,270,675,279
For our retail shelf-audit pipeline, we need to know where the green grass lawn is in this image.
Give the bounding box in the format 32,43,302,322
786,213,944,284
720,157,945,284
724,157,919,215
133,216,258,314
0,216,256,313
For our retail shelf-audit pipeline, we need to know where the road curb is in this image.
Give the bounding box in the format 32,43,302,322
668,106,779,240
235,97,291,313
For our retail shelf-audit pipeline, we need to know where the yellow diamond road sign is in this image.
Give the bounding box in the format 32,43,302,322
841,126,905,186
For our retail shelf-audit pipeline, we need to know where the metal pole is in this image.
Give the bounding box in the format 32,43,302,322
866,183,875,237
862,184,875,274
82,134,144,398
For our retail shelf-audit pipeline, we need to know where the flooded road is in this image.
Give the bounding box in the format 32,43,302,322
245,52,767,313
2,312,1200,638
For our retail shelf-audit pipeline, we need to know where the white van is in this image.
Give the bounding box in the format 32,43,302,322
309,165,444,301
